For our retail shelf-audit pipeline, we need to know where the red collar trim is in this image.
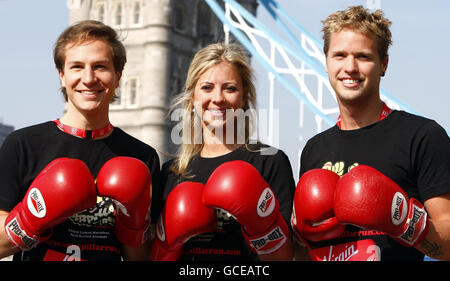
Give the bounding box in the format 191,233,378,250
53,119,114,139
336,103,392,129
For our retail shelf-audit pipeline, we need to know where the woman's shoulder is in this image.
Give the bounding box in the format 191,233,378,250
244,141,290,161
161,158,175,174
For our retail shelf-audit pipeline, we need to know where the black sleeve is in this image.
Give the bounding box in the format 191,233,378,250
262,150,296,223
299,139,312,178
148,150,162,224
151,159,177,222
0,133,25,211
412,121,450,201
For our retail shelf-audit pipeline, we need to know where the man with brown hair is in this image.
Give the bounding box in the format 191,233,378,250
291,6,450,261
0,20,160,261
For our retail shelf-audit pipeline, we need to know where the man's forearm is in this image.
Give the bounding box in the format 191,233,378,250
417,218,450,260
0,211,20,259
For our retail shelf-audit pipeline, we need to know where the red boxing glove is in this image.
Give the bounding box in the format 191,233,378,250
203,160,289,255
5,158,97,250
97,157,152,247
334,165,429,247
151,182,216,261
291,169,345,243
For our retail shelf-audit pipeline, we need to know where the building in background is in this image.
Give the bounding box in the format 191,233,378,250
0,121,14,146
67,0,257,160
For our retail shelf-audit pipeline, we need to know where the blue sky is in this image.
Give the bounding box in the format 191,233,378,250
0,0,448,179
0,0,68,128
254,0,450,176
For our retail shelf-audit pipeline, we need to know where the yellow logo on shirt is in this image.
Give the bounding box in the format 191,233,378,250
322,161,359,176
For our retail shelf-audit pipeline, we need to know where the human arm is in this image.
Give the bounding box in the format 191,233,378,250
0,210,19,259
259,149,297,261
122,234,152,261
203,160,294,261
150,182,217,261
290,169,345,261
412,122,450,259
292,240,311,261
0,133,23,258
96,157,152,261
418,193,450,260
1,158,97,257
257,236,294,261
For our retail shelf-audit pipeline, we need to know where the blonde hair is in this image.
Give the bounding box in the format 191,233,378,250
321,5,392,60
169,43,257,177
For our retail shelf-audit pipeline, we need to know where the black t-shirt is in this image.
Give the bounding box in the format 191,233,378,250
299,110,450,261
157,143,295,261
0,121,161,261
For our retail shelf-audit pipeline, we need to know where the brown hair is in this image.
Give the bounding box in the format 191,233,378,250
53,20,126,101
321,5,392,60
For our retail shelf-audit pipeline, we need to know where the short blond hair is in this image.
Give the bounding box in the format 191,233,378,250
321,5,392,60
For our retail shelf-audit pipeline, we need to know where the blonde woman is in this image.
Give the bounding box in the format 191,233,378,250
151,43,295,261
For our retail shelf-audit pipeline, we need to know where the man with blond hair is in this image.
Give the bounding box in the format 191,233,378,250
291,6,450,261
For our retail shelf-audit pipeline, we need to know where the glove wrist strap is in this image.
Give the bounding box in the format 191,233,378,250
5,206,52,250
395,198,429,247
242,212,289,255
